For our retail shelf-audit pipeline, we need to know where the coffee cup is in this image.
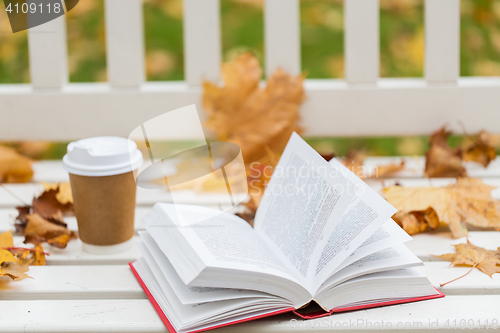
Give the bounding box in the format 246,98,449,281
63,137,143,254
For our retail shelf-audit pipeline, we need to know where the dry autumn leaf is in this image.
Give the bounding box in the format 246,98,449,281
47,234,71,249
369,161,406,179
0,260,32,281
392,207,440,235
339,150,366,179
435,240,500,286
383,178,500,238
0,145,34,183
203,52,305,163
425,127,466,178
0,230,14,248
24,214,76,248
463,130,497,167
33,188,74,220
32,244,46,266
15,184,74,234
0,231,32,281
15,141,51,160
41,182,73,205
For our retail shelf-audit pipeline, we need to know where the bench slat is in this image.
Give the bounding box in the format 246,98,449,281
0,208,149,234
407,231,500,261
1,296,500,332
10,236,141,265
0,265,144,300
31,158,500,183
4,176,500,209
1,262,498,302
0,183,240,208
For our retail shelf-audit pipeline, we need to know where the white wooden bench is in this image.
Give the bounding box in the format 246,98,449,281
1,159,499,332
1,0,500,331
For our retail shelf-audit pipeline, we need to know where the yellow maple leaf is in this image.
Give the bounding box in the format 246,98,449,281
435,240,500,286
0,231,31,281
0,230,14,248
383,178,500,238
202,52,305,163
392,207,440,235
463,130,497,167
0,249,19,264
41,182,74,204
0,145,34,183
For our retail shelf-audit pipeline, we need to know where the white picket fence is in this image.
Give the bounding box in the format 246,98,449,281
0,0,499,142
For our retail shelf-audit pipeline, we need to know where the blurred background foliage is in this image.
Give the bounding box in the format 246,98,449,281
1,0,500,158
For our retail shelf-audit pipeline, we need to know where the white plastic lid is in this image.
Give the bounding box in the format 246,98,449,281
63,137,143,177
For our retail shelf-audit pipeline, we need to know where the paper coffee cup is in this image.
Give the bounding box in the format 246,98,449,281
63,137,143,254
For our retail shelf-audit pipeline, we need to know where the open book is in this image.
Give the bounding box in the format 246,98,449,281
130,133,444,333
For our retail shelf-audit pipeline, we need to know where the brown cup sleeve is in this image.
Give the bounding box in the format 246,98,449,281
69,171,137,246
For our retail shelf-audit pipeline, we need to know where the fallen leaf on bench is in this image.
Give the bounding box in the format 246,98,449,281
425,127,467,178
15,141,51,160
338,150,366,179
369,161,406,179
0,145,34,183
203,52,305,163
23,214,76,249
23,234,45,246
383,178,500,238
41,182,73,205
33,188,74,221
0,260,32,281
391,207,440,235
0,230,14,248
31,244,46,266
47,234,70,249
0,231,32,281
463,130,497,167
435,240,500,286
15,184,74,234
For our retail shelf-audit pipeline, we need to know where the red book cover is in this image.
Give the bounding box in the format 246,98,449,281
130,262,445,333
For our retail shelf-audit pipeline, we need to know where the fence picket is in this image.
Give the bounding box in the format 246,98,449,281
28,15,68,89
264,0,301,77
345,0,379,85
183,0,221,85
424,0,460,84
104,0,145,88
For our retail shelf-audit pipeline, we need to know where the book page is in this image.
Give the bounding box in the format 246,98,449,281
254,133,354,286
155,204,297,279
311,158,397,290
316,244,423,299
144,203,311,305
132,259,293,333
138,232,272,305
328,219,412,277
